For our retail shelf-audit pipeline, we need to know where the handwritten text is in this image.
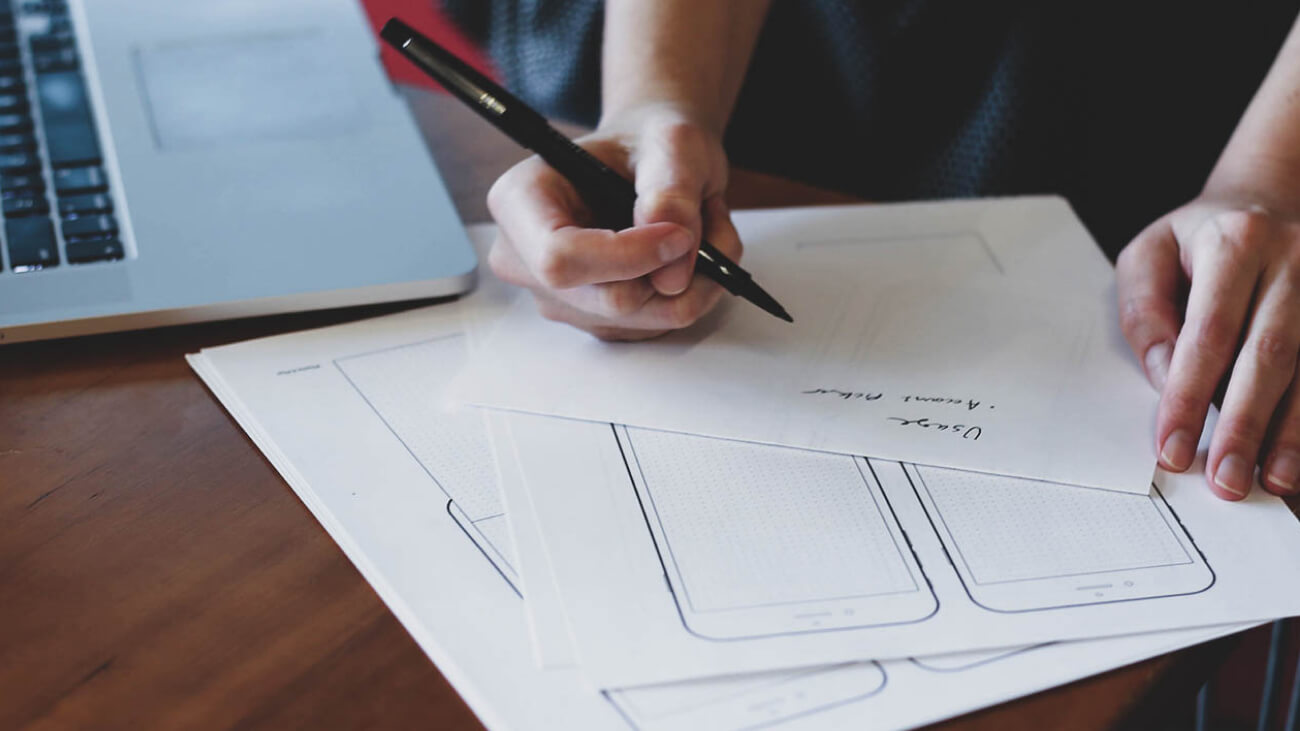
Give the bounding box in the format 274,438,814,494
885,416,982,440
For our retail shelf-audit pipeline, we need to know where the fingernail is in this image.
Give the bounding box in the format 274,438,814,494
1266,449,1300,494
1160,429,1196,471
1213,454,1251,497
1143,342,1172,391
659,231,694,263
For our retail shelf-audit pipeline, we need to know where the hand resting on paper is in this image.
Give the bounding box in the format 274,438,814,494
486,106,742,341
1119,199,1300,502
1115,19,1300,501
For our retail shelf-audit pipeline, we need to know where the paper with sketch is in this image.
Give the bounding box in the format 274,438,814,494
183,244,1253,730
489,414,1257,731
454,197,1158,493
498,407,1300,688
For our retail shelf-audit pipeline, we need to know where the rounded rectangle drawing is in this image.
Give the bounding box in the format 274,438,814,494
904,464,1214,612
617,426,938,640
605,661,886,731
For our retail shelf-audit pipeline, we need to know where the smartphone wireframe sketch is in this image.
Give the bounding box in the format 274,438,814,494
617,426,937,640
605,661,886,731
905,464,1213,612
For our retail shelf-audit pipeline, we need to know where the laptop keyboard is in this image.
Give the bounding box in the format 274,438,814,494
0,0,121,273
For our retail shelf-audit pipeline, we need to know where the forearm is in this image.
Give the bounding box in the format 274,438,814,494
601,0,773,136
1207,13,1300,205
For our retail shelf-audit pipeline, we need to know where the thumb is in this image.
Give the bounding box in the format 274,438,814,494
1115,216,1186,392
631,124,722,296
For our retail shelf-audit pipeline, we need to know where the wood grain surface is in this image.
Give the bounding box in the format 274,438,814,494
0,87,1244,730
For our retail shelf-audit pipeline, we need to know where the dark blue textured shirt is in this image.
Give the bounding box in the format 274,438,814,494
443,1,1298,257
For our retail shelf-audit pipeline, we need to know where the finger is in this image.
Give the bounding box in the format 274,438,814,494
1209,258,1300,499
633,123,724,296
1263,380,1300,497
530,224,696,290
532,295,669,342
1116,217,1185,391
487,234,534,288
492,231,663,321
1156,213,1265,475
702,195,743,261
556,279,659,321
488,158,696,290
609,197,741,330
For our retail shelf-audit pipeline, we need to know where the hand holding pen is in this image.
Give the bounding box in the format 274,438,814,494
381,20,789,340
486,113,747,340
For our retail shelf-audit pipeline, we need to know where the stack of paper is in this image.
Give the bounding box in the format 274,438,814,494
189,199,1300,730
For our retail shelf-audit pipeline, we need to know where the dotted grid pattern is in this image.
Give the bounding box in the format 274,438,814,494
915,466,1191,585
627,428,917,613
336,336,501,521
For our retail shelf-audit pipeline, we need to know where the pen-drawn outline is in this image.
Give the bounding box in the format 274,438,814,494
617,425,938,641
904,466,1215,613
334,335,519,595
602,661,888,731
908,644,1051,673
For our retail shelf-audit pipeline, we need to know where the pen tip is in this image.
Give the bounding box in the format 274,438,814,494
741,281,793,323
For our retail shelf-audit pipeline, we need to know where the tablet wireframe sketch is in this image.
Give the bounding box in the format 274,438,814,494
618,426,937,640
905,465,1213,612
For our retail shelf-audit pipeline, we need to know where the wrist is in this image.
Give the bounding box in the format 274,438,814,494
1204,151,1300,217
598,97,729,142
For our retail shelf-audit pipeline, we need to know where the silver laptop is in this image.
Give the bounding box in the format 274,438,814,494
0,0,477,344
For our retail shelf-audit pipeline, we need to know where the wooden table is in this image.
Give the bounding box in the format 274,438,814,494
0,87,1240,730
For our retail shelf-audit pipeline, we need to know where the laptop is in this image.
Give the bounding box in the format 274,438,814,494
0,0,477,344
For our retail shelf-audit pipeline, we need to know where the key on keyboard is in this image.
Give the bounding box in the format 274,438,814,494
65,237,121,264
6,216,55,269
36,71,99,167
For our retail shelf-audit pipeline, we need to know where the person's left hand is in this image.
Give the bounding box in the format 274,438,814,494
1117,193,1300,500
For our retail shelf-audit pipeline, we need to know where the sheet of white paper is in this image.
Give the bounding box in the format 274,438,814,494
501,408,1300,687
454,198,1158,493
490,410,1258,730
185,247,1254,730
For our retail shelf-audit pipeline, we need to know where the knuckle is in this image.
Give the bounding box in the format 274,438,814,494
1212,209,1273,260
1161,390,1209,425
666,295,704,329
1119,295,1176,338
1251,331,1298,374
600,284,645,318
657,120,707,155
1216,413,1268,450
1183,315,1238,361
536,244,577,289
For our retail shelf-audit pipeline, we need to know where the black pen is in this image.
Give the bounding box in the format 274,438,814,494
380,18,792,323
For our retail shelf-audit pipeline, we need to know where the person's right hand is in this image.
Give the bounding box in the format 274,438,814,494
486,106,743,340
